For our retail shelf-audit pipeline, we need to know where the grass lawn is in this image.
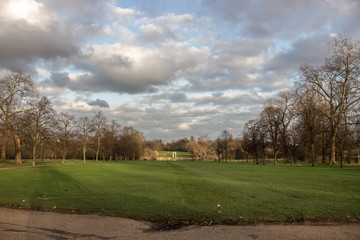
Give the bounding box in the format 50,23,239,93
0,161,359,224
0,159,87,168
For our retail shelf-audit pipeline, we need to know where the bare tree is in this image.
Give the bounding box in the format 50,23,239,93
216,130,232,162
25,96,56,167
293,89,325,166
0,70,37,164
260,100,282,165
297,35,360,165
93,111,106,162
276,91,295,163
187,135,215,161
243,120,261,164
76,116,94,164
102,120,120,161
118,126,145,160
197,135,216,161
57,112,76,164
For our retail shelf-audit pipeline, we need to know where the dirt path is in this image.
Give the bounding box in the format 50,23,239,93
0,207,359,240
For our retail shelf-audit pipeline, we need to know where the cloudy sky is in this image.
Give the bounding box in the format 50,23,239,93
1,0,360,141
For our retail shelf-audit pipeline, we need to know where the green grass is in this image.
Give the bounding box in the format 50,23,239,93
0,161,359,224
0,159,93,168
158,151,192,158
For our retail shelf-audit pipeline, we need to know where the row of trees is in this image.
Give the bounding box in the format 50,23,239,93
1,35,359,166
242,35,360,167
0,70,146,166
156,36,360,167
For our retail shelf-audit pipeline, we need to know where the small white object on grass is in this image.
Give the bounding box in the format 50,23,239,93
217,204,220,207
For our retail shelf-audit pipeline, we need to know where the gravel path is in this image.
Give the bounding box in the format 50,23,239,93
0,207,359,240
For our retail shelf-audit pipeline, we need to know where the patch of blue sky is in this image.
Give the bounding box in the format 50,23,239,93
89,92,131,106
268,39,293,55
116,0,202,16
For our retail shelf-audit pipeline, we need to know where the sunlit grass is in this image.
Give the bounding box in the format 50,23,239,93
0,161,359,224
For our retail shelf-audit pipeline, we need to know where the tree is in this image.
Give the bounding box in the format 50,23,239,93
57,112,76,164
216,130,232,162
187,135,215,161
297,35,360,165
76,116,94,164
92,111,106,162
242,120,261,164
293,90,325,166
25,96,56,167
0,70,37,164
260,100,282,165
118,126,145,160
102,120,120,161
276,91,295,163
197,135,216,161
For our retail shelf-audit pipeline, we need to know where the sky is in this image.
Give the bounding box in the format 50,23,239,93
1,0,360,141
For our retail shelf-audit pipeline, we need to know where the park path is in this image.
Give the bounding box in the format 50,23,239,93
0,207,359,240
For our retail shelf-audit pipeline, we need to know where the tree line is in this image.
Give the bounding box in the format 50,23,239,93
153,35,360,167
1,35,359,167
0,71,147,166
243,35,360,167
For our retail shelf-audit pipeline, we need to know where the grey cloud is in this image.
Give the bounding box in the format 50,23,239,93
193,92,264,107
50,72,71,87
148,92,188,103
138,25,175,44
202,0,360,39
265,34,331,72
88,99,110,108
0,20,78,67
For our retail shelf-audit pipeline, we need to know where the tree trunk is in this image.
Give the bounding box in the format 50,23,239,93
83,147,86,164
32,144,36,168
62,142,67,165
311,143,315,167
329,136,337,165
13,131,22,164
273,143,277,165
96,136,100,163
0,138,6,162
41,146,45,163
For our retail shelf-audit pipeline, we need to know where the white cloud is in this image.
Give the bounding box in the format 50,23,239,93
177,123,191,131
1,0,359,140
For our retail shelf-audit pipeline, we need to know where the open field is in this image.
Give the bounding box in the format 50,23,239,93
0,159,87,169
0,161,359,224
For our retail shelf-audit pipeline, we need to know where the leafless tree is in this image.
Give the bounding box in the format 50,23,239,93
118,126,145,160
76,116,95,164
297,35,360,165
187,135,215,161
24,96,56,167
57,112,76,164
102,120,120,161
0,70,37,164
293,90,326,166
216,130,232,162
260,100,282,165
243,119,262,164
93,111,106,162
